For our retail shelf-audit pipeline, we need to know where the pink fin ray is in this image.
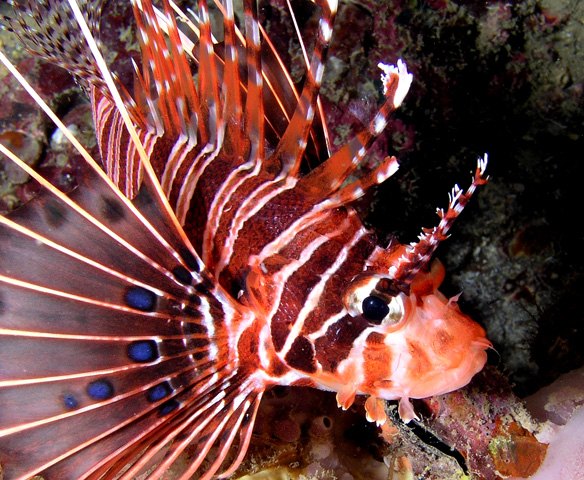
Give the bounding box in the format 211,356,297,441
140,381,260,480
220,0,245,155
215,391,263,478
0,153,254,477
0,14,265,480
132,0,203,142
0,161,259,479
196,0,223,145
243,0,266,164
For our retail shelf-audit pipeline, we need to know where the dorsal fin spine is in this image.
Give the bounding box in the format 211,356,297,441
222,0,245,155
243,0,266,164
197,0,222,145
299,59,413,200
67,0,204,260
269,0,337,178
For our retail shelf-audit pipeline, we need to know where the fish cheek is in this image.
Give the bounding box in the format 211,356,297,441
407,340,433,379
431,328,455,356
362,332,394,389
442,304,488,350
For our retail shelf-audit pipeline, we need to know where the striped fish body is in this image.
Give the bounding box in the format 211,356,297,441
0,0,490,478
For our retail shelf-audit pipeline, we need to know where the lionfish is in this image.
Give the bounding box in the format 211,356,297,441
0,0,491,478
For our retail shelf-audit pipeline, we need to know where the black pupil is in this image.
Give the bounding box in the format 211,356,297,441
362,296,389,324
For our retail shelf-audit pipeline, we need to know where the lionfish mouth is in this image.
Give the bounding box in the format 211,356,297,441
473,337,494,353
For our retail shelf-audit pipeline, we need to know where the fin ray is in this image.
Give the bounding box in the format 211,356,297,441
0,4,265,479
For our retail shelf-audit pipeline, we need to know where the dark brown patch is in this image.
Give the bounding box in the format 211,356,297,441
188,337,210,350
432,329,454,355
172,265,192,285
179,247,200,273
271,320,291,355
195,278,215,295
302,235,376,336
374,277,402,297
284,336,317,373
188,294,202,306
314,315,369,372
182,322,207,335
408,340,432,377
366,331,386,345
100,195,125,222
237,322,261,367
267,350,289,378
181,304,202,319
43,199,68,228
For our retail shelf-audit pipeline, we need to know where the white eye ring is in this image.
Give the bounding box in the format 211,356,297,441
344,274,405,326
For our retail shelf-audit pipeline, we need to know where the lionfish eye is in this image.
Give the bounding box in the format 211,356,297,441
362,296,389,324
344,274,406,327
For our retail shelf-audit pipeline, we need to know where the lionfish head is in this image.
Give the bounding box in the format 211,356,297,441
322,159,491,423
243,152,491,424
341,255,490,422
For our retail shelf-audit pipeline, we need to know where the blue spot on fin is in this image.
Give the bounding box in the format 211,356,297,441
87,379,114,400
62,393,79,410
124,287,157,312
159,399,179,416
127,340,159,363
147,381,173,403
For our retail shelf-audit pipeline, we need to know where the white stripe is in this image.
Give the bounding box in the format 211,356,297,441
319,18,332,42
251,208,326,265
257,322,273,372
198,296,219,361
262,234,333,332
373,113,387,135
202,159,262,265
176,119,226,224
217,175,298,273
160,133,189,194
314,61,324,85
280,223,367,358
307,310,347,343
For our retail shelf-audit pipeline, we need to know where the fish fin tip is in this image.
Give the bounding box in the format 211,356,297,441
398,396,419,423
365,395,388,427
